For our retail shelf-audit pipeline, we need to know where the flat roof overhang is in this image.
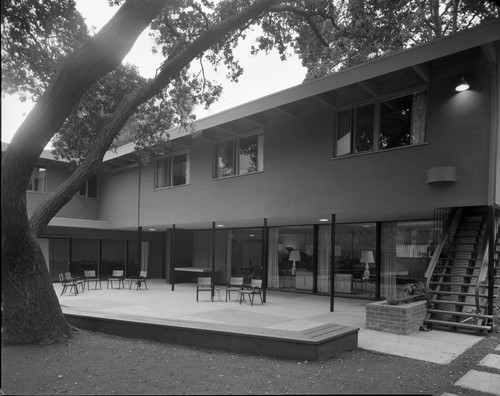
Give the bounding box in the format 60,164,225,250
102,20,500,169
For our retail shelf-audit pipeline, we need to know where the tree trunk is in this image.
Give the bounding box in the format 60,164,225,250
1,0,165,344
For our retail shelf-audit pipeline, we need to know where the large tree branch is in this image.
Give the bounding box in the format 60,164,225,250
1,0,166,204
29,0,283,234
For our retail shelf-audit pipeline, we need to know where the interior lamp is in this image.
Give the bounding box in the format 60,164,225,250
360,250,374,279
288,250,301,276
455,76,470,92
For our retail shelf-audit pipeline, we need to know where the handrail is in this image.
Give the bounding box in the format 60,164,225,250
425,208,460,306
475,242,489,312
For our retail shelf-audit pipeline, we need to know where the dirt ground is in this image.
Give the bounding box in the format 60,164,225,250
1,320,499,395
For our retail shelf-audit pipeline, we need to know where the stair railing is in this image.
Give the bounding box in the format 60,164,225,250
475,242,489,313
425,208,460,306
475,217,500,313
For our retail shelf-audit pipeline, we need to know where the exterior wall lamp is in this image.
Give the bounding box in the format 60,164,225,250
455,76,470,92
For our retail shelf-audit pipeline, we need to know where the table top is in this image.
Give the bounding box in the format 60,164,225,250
174,267,212,273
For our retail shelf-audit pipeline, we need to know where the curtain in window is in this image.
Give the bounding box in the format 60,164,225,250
336,109,352,156
317,225,331,293
380,222,397,298
267,228,279,288
155,158,166,188
411,92,426,144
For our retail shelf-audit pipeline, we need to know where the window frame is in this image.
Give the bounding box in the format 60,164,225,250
27,167,48,193
154,150,191,190
333,89,427,158
213,131,264,179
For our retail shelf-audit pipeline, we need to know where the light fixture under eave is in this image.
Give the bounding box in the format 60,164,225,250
455,76,470,92
319,218,329,222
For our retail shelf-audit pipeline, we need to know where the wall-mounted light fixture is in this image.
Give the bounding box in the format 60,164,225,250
455,76,470,92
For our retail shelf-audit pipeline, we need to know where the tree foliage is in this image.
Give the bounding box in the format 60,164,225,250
251,0,499,80
1,0,89,100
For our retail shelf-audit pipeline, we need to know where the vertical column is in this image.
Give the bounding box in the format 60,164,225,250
171,224,176,291
330,213,336,312
262,218,268,303
376,222,382,299
212,221,216,299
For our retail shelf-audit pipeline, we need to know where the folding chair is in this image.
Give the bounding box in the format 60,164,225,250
196,277,218,302
59,273,84,296
107,270,124,289
238,279,263,306
125,271,148,290
225,276,244,301
83,270,101,290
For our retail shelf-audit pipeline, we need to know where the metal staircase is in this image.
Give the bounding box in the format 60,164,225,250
424,207,499,334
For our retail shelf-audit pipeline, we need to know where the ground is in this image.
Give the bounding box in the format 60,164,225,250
1,320,499,395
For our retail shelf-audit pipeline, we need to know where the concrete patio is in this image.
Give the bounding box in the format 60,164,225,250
55,279,483,364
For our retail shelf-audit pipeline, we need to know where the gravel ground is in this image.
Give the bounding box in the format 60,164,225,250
1,320,499,395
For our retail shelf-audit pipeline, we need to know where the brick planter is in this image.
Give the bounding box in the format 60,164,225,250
366,300,427,335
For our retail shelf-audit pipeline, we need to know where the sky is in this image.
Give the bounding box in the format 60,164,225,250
1,0,306,146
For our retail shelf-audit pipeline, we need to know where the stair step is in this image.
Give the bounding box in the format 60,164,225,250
427,309,494,320
435,274,477,278
430,281,474,287
439,265,479,269
433,290,478,297
431,299,487,308
424,319,491,332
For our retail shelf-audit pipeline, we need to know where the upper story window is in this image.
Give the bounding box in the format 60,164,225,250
214,132,263,178
334,91,427,157
27,167,47,193
78,175,98,198
154,151,190,189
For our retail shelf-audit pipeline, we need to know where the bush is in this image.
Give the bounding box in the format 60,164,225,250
386,282,426,305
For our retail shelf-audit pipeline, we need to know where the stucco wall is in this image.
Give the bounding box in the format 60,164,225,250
27,161,100,220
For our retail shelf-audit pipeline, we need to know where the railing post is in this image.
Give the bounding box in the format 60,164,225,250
487,206,495,317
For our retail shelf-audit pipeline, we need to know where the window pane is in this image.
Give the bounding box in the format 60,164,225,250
78,183,87,196
71,239,98,278
155,158,170,188
239,135,259,174
334,223,376,297
380,220,432,298
336,109,352,156
354,104,374,152
101,240,126,277
216,141,234,177
28,168,47,192
411,92,426,144
87,175,98,198
173,153,187,186
379,95,412,149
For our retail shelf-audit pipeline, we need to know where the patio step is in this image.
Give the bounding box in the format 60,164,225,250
423,318,491,332
63,312,359,361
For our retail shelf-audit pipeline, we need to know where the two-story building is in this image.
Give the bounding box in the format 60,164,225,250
9,21,499,328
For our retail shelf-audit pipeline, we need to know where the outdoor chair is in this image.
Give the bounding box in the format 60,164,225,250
196,277,219,302
59,273,84,296
238,279,263,306
225,276,244,302
125,271,148,290
83,270,101,290
107,270,125,289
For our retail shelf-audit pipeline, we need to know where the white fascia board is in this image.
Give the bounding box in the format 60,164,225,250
102,142,136,162
48,217,110,229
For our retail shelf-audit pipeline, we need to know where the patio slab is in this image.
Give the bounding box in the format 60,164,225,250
55,279,483,363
